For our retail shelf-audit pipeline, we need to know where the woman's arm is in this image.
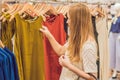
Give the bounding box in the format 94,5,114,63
59,55,96,80
68,63,96,80
40,26,66,56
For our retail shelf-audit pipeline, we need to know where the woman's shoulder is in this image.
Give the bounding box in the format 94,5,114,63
82,38,97,53
85,36,96,46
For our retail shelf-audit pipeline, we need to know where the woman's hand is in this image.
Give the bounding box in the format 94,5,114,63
40,26,52,39
59,55,72,69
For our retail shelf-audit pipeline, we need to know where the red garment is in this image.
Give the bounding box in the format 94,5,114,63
43,14,66,80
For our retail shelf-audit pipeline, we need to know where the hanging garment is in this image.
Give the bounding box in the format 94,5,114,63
92,16,98,43
0,56,4,80
110,17,120,33
0,21,1,39
109,16,120,71
96,18,109,80
0,48,9,80
0,47,15,80
14,14,45,80
109,32,120,71
91,16,100,78
0,47,19,80
3,47,19,80
64,17,69,40
1,13,15,51
43,14,66,80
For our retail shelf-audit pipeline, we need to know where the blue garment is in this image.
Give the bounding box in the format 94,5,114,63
0,55,4,80
110,17,120,33
4,47,19,80
0,48,10,80
0,48,15,80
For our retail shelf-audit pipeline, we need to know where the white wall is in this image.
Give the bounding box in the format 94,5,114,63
116,0,120,3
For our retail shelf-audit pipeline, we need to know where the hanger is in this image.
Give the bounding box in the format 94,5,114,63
18,3,38,18
37,3,47,15
2,3,11,12
1,4,18,22
43,4,57,16
57,5,64,13
0,3,12,21
9,4,23,22
47,4,57,15
7,4,19,15
61,5,68,16
64,5,70,17
96,7,105,17
2,4,20,22
19,3,33,15
33,3,39,9
56,5,60,12
33,3,42,15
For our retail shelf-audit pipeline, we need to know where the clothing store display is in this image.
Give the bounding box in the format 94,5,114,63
60,40,97,80
43,14,66,80
0,1,112,80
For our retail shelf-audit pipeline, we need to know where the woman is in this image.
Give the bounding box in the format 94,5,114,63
40,3,97,80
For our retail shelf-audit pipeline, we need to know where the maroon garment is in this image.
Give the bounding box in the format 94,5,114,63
43,14,66,80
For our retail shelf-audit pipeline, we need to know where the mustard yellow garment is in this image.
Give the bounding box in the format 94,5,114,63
1,13,22,80
1,13,15,51
14,14,45,80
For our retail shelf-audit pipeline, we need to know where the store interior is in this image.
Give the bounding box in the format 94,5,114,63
0,0,120,80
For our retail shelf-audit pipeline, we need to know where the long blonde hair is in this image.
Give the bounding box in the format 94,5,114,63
68,3,95,62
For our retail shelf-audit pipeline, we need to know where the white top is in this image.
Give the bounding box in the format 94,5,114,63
60,40,97,80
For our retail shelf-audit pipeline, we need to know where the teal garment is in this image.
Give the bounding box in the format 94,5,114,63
0,48,10,80
4,47,19,80
0,48,15,80
0,54,4,80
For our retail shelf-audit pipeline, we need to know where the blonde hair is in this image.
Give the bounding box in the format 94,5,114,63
68,3,95,62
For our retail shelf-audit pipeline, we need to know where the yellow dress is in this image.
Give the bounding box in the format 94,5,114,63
1,13,15,51
14,14,45,80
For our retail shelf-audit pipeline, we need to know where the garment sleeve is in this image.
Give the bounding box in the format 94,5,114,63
82,43,97,73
